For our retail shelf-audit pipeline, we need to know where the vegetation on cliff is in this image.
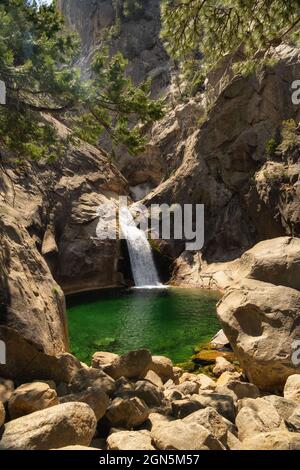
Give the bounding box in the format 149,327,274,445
0,0,163,162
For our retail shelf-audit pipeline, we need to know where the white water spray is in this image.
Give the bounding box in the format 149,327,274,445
119,207,162,288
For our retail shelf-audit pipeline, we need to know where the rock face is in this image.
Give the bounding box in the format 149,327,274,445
57,0,170,97
0,403,97,450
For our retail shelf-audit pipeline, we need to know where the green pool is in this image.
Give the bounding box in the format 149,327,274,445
67,287,221,365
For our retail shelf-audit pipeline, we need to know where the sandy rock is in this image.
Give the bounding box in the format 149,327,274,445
151,419,224,450
92,352,119,369
149,356,174,384
147,412,172,430
107,430,155,450
143,370,164,388
183,407,231,446
54,446,99,450
238,431,300,450
60,385,109,421
173,367,184,382
213,357,235,377
284,374,300,403
197,374,216,391
134,380,164,408
0,378,14,403
236,398,282,441
262,395,300,420
0,402,97,450
176,381,200,395
69,367,115,395
106,397,149,428
8,382,59,420
0,401,5,427
104,349,152,380
113,377,135,398
216,371,243,387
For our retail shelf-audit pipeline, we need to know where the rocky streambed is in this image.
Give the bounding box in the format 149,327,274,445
1,348,300,450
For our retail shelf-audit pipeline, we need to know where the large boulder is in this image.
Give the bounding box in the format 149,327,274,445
8,382,59,420
92,352,119,369
68,367,115,395
151,420,224,450
0,402,97,450
134,380,164,408
107,430,155,451
106,397,149,428
104,349,152,380
217,279,300,391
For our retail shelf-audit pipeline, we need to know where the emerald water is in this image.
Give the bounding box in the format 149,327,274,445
67,287,220,365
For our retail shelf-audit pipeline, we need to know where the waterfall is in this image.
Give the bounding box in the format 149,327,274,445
119,207,162,288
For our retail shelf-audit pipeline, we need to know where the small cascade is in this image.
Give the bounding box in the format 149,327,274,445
119,207,161,288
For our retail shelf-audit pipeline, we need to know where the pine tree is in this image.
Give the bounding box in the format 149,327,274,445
161,0,300,93
0,0,163,162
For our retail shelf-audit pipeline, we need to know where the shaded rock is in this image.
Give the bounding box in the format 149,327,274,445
104,349,152,380
151,420,224,450
0,401,5,427
284,374,300,404
217,280,300,392
164,389,184,401
217,380,260,401
238,431,300,450
171,399,203,419
183,407,231,446
143,370,163,388
0,402,97,450
60,386,109,421
8,382,59,420
176,381,200,396
69,367,115,395
285,408,300,433
236,398,282,441
192,392,236,422
0,378,14,403
213,357,235,377
107,430,155,451
106,397,149,428
134,380,164,408
113,377,135,398
149,356,174,383
92,352,119,369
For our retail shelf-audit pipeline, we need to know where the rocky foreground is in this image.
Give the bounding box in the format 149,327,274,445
1,348,300,450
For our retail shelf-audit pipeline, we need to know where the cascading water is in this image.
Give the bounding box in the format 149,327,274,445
119,207,162,288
